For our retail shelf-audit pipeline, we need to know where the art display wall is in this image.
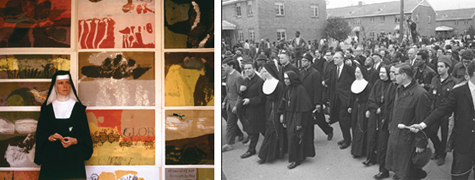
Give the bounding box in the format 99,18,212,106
0,0,215,179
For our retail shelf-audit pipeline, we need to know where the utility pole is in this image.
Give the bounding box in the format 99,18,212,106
399,0,404,44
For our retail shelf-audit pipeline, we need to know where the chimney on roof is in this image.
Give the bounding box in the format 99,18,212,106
358,1,363,7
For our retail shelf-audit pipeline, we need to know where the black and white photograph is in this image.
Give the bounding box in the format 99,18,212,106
221,0,475,179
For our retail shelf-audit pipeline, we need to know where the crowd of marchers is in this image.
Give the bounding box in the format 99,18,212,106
221,31,475,180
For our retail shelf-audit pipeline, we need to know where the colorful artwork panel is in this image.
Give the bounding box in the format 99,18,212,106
78,0,155,49
0,0,71,47
86,109,155,165
165,168,214,180
165,110,213,165
164,0,214,48
78,51,154,106
0,82,50,106
164,52,214,106
86,166,160,180
0,171,39,180
0,54,70,79
0,112,40,168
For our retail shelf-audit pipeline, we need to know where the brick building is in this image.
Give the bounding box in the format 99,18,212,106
222,0,327,47
327,0,436,41
435,8,475,39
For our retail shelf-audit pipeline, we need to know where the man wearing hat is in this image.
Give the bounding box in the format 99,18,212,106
411,60,475,179
223,50,233,60
299,53,334,141
426,55,456,166
369,53,384,84
451,50,473,83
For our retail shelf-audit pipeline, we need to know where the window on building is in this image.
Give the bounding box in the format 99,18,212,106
238,29,244,42
415,14,419,23
356,18,361,25
236,3,242,18
464,20,469,25
275,2,285,16
249,28,255,42
370,17,375,23
247,1,253,17
380,16,385,22
395,16,400,23
277,29,286,40
455,20,459,25
428,15,431,24
370,31,375,37
311,5,319,17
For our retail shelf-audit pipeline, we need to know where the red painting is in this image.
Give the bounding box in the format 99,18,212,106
78,0,155,49
0,0,71,47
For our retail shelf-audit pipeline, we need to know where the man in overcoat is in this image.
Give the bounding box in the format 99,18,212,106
238,62,266,158
385,64,431,180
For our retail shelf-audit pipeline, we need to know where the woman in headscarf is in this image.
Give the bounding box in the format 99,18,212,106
364,65,392,167
257,63,287,164
278,71,315,169
349,64,372,159
34,71,93,180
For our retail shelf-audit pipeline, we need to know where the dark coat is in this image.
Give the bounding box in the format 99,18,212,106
299,66,323,107
414,65,437,91
238,74,266,134
386,80,431,179
328,64,356,108
280,63,299,82
423,83,475,154
428,74,457,108
312,57,325,73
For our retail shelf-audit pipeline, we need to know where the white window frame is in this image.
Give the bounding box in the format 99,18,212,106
455,20,459,25
370,17,375,23
238,29,244,42
247,1,253,17
277,29,286,40
236,3,242,18
249,28,255,42
380,16,385,22
275,2,285,16
311,5,319,18
428,15,431,24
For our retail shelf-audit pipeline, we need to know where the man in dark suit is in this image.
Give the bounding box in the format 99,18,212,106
238,62,266,159
325,52,355,149
369,53,384,84
300,53,334,141
279,50,299,82
411,60,475,179
222,59,244,152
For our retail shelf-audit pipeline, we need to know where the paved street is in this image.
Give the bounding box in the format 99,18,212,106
222,118,474,180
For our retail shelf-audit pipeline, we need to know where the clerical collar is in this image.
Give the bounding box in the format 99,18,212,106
402,80,412,88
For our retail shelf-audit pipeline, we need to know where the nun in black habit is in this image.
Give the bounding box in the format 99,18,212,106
349,64,372,159
34,71,93,180
257,63,287,164
278,71,315,169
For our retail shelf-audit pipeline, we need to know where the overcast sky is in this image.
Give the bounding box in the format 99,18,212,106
326,0,475,10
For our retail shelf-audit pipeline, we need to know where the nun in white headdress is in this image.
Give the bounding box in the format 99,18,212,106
34,71,93,180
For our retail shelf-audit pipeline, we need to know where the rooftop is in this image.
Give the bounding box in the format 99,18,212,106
327,0,432,18
435,8,475,21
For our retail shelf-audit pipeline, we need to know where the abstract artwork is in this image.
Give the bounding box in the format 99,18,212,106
0,171,39,180
0,82,50,106
164,52,214,107
78,0,155,49
165,110,214,165
78,51,154,106
0,0,71,47
0,54,70,79
0,112,39,168
86,109,155,165
86,167,160,180
164,0,214,48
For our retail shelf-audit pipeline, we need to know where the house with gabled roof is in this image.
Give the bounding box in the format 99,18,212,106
435,8,475,39
327,0,436,40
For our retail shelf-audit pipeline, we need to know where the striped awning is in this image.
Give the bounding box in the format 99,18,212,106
222,20,236,30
